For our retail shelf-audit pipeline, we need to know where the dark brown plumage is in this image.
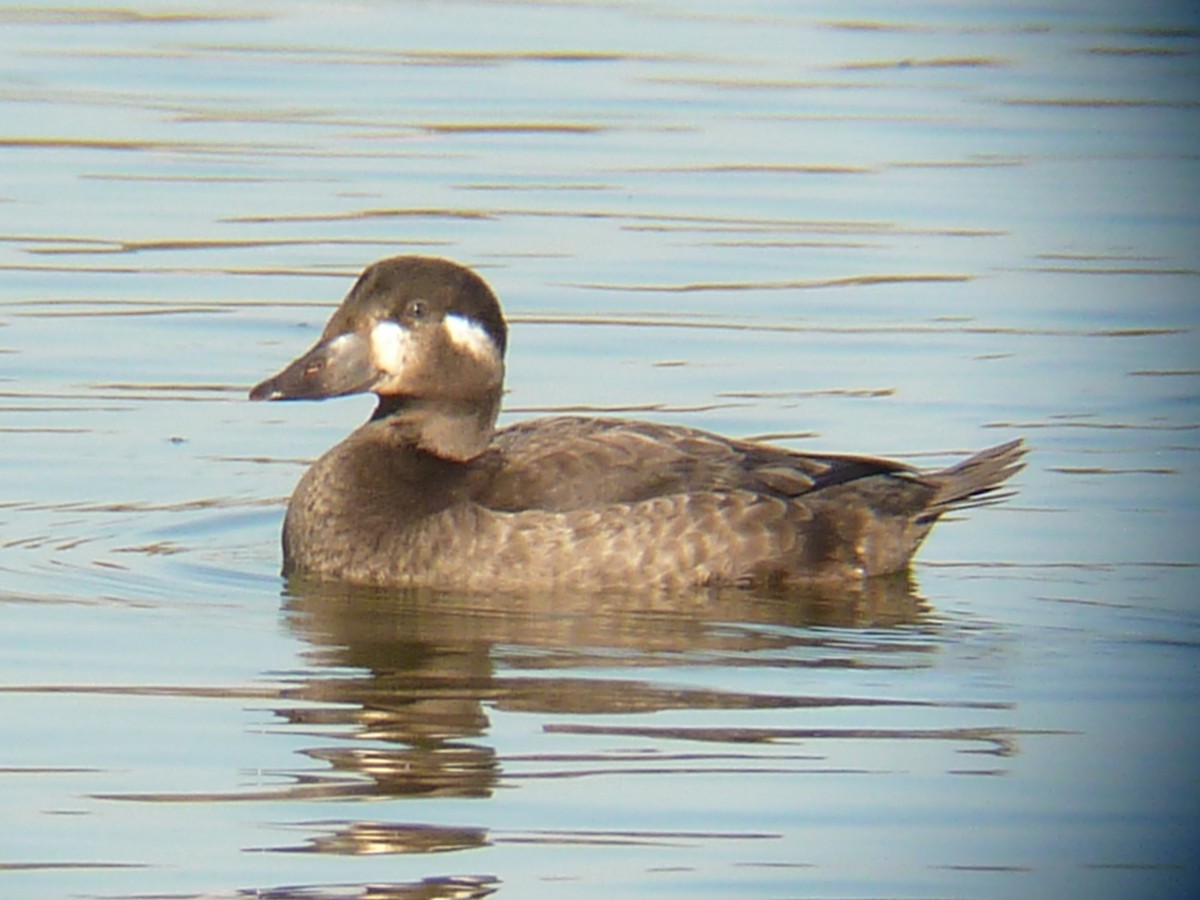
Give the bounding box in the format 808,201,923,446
250,255,1025,593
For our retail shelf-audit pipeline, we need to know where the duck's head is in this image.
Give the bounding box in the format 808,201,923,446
250,256,507,461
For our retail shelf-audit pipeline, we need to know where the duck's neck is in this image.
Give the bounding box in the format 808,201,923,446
372,391,500,462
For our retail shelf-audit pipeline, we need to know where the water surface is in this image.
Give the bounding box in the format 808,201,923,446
1,2,1198,898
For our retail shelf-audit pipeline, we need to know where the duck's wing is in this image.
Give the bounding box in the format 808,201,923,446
397,423,1025,589
478,416,925,513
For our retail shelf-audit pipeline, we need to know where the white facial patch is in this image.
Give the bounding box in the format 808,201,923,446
443,313,501,366
369,319,414,375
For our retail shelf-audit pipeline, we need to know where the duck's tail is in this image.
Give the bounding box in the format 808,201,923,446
919,439,1027,523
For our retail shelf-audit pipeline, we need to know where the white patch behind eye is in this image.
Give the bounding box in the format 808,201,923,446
369,320,413,374
444,313,500,365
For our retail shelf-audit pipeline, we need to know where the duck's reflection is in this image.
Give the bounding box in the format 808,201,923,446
262,572,1020,893
247,873,499,900
278,575,931,811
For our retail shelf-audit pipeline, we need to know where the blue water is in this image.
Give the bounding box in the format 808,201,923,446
1,2,1198,898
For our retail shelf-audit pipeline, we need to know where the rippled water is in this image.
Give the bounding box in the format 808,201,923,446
2,2,1198,898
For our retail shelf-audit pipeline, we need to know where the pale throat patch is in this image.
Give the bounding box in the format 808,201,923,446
369,320,413,374
443,313,501,365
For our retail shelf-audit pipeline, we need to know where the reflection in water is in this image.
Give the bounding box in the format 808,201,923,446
242,875,500,900
274,575,1017,862
286,571,933,665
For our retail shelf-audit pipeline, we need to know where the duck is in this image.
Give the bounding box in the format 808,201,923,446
250,255,1025,593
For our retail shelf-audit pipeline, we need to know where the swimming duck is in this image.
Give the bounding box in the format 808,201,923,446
250,255,1025,593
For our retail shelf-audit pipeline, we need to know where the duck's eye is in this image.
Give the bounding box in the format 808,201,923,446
405,299,429,321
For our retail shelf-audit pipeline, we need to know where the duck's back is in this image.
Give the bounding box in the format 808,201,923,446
481,416,905,510
283,415,1022,592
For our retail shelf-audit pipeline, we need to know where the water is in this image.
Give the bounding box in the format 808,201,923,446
2,2,1198,898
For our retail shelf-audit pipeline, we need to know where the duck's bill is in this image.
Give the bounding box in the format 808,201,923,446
249,332,380,401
